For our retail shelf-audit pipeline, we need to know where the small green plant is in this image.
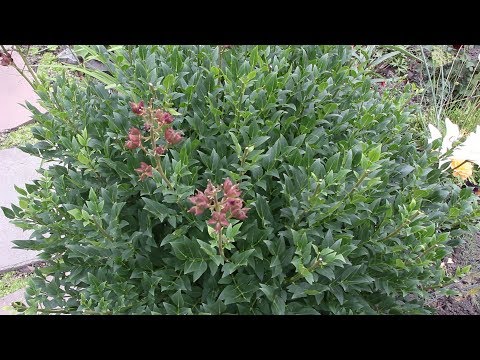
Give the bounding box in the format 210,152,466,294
0,124,36,150
3,45,480,315
38,45,123,91
0,271,31,298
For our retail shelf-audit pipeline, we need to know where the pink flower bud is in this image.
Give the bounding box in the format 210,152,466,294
155,146,166,155
231,207,250,220
204,181,217,198
135,162,153,181
188,190,210,216
125,140,138,149
188,190,209,208
223,197,243,212
125,127,142,149
0,52,13,66
155,110,174,125
188,206,205,216
208,211,230,233
223,178,241,198
165,127,183,145
130,101,145,115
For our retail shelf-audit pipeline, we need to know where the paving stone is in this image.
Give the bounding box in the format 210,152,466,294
0,46,43,132
0,148,42,271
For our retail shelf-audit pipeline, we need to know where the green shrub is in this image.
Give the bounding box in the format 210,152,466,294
3,45,480,314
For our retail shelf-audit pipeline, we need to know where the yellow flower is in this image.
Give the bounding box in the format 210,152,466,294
428,118,480,180
450,159,473,180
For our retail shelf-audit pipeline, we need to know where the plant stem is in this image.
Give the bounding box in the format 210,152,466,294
155,156,173,189
218,45,223,68
1,45,35,88
217,231,225,259
30,307,74,314
287,256,322,284
149,117,173,189
14,45,40,84
377,210,421,244
92,217,114,242
325,170,370,217
451,159,470,171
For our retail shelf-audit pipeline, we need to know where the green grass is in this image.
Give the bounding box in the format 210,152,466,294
445,100,480,132
0,271,30,297
419,100,480,135
0,123,35,150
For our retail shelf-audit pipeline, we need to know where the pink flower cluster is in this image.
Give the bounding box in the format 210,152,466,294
135,162,153,181
165,127,183,145
155,110,174,126
188,178,250,233
130,101,145,115
125,127,142,149
125,100,184,181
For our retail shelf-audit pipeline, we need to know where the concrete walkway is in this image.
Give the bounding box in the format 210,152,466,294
0,45,43,132
0,289,24,315
0,148,42,272
0,46,49,313
1,45,45,273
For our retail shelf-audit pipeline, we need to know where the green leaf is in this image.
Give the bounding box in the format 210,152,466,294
163,74,175,89
325,153,340,173
252,136,270,148
1,206,15,219
187,260,208,282
14,185,27,196
67,208,82,221
369,50,400,68
368,144,382,162
254,194,274,225
229,132,242,155
331,285,345,305
231,249,255,266
142,197,175,222
77,153,90,165
166,108,182,116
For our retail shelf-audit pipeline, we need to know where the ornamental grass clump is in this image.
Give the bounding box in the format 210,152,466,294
3,45,480,314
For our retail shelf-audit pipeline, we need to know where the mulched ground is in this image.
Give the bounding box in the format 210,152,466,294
0,261,46,278
428,234,480,314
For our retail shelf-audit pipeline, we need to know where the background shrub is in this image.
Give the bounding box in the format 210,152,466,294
4,45,480,314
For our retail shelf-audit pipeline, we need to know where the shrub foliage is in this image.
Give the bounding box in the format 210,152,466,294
3,45,479,314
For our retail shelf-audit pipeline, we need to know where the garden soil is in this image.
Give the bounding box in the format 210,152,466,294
429,234,480,315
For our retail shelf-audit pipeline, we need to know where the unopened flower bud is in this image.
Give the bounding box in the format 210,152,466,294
223,178,241,198
0,52,13,66
165,127,183,145
130,101,145,115
135,162,153,181
125,127,142,149
155,146,166,155
208,211,230,233
155,110,174,125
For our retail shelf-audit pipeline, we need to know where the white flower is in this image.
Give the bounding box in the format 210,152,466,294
451,125,480,166
428,118,461,166
427,123,442,142
428,118,461,155
427,118,480,180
